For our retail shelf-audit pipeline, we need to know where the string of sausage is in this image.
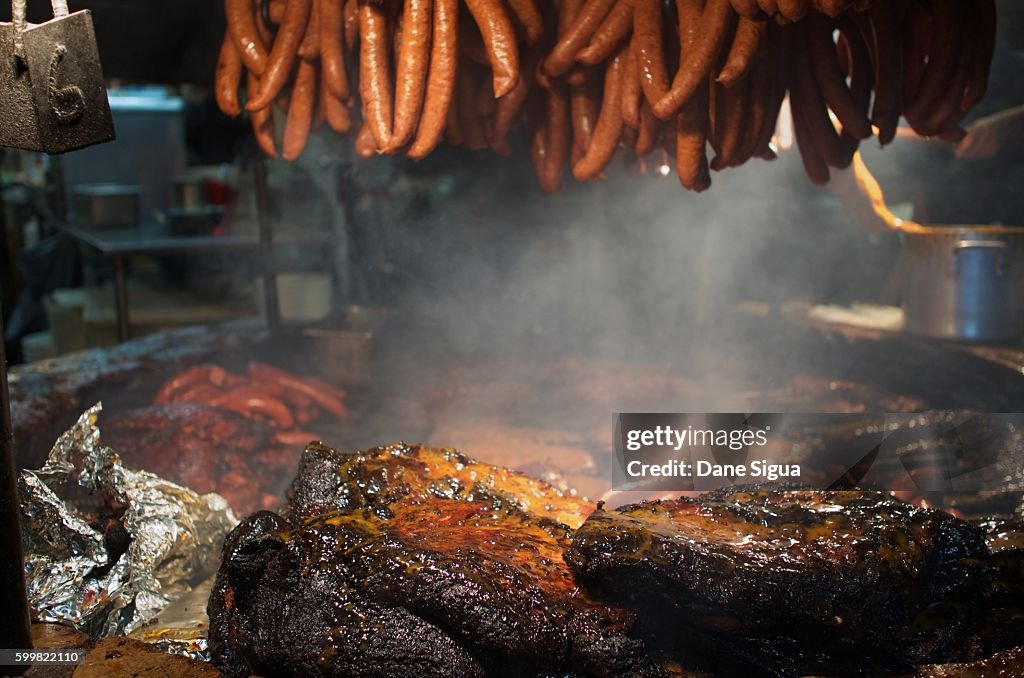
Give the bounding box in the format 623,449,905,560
215,0,997,192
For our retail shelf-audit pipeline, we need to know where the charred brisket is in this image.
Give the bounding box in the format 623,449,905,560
565,488,991,647
210,448,1022,676
209,443,662,678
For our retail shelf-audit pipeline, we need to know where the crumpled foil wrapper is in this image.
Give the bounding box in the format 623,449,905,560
129,575,217,662
19,403,237,638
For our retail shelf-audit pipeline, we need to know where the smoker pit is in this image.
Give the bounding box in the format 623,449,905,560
11,311,1024,511
3,304,1024,677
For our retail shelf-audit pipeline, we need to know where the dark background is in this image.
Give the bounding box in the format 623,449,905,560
0,0,223,85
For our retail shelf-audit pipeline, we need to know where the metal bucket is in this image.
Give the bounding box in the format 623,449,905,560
852,153,1024,343
902,227,1024,341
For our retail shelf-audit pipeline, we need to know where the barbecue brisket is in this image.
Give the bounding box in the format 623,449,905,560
565,488,991,647
209,443,662,678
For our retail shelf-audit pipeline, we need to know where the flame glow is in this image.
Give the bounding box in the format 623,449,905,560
774,96,794,150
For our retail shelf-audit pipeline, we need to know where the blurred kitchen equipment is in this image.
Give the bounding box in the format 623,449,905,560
166,207,224,236
44,288,89,353
60,89,186,220
20,331,56,362
304,327,373,387
171,175,208,209
854,153,1024,343
0,0,114,153
73,182,140,228
167,174,224,235
259,272,333,323
902,229,1024,341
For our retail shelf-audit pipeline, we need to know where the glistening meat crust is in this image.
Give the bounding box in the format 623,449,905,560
565,487,991,645
208,512,485,678
209,443,662,677
286,441,595,529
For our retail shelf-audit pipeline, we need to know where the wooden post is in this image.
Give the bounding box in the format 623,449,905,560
0,313,33,654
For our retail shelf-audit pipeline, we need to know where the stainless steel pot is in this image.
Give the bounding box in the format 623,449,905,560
902,227,1024,342
852,152,1024,343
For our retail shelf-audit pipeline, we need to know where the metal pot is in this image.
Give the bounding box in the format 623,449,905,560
902,226,1024,342
852,152,1024,343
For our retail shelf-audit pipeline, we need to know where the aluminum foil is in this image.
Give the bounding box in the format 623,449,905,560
130,575,216,662
18,403,237,637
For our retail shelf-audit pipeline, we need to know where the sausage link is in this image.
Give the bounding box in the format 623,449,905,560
867,1,900,145
675,0,704,62
212,394,295,428
577,0,634,66
546,0,617,76
270,0,287,24
542,76,572,190
675,88,711,190
752,23,790,158
248,74,279,156
355,121,379,157
717,16,766,87
247,362,348,411
409,0,459,159
729,0,760,18
571,66,601,154
506,0,544,45
835,16,870,161
792,101,829,185
321,0,351,99
299,0,321,60
804,12,871,140
900,1,928,106
226,0,270,75
709,77,747,169
247,0,314,111
653,0,734,120
737,24,772,162
322,71,353,132
573,48,626,181
674,0,710,190
621,36,642,128
154,365,226,404
633,0,670,107
790,48,848,168
776,0,808,22
344,0,359,49
215,34,244,117
904,0,960,121
391,0,433,149
813,0,849,18
634,100,661,156
924,7,971,134
283,59,318,160
463,0,520,97
358,0,394,150
489,52,531,154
